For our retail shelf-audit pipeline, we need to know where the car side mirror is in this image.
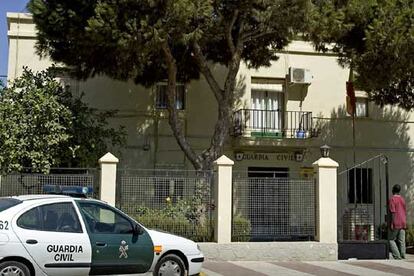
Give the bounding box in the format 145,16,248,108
133,223,145,236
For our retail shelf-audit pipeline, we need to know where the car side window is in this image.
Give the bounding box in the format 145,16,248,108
17,207,41,230
77,202,133,234
17,202,82,233
41,203,82,233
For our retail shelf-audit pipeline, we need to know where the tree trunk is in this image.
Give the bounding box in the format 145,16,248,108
161,42,204,171
196,46,242,171
161,39,242,171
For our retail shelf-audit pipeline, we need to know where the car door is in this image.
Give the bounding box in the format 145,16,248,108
12,201,92,276
75,200,154,275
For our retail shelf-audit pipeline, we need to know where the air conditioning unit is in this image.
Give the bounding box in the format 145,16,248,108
288,67,312,84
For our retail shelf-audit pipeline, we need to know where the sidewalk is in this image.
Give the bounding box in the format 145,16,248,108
202,258,414,276
134,255,414,275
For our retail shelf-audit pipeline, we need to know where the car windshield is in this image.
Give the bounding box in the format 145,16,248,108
0,198,22,212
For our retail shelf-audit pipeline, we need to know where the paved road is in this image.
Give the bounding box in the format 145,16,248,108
201,260,414,276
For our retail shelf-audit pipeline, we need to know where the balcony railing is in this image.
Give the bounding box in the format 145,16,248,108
233,109,316,139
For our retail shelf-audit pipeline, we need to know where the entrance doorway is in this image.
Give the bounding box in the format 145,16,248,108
248,167,289,178
248,167,289,241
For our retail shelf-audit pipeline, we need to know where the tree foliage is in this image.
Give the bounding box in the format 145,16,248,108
0,67,126,173
28,0,310,170
309,0,414,109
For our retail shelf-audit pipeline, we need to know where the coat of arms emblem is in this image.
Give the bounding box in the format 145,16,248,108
119,240,129,259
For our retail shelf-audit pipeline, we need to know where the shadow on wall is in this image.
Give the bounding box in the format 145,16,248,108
234,73,247,110
315,104,414,224
120,65,248,169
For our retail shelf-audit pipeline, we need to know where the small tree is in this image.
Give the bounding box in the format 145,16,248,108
0,67,126,173
56,94,127,168
28,0,310,170
309,0,414,109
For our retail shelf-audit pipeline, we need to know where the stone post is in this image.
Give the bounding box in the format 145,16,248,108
213,155,234,244
313,157,339,243
99,152,119,207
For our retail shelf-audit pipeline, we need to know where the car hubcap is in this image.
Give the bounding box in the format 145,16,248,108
0,266,24,276
158,260,182,276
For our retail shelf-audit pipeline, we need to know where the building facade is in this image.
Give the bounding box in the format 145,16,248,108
6,13,414,235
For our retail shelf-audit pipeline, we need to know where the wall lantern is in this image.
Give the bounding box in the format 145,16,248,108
320,144,331,158
142,135,150,151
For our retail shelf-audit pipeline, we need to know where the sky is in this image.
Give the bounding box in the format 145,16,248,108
0,0,29,82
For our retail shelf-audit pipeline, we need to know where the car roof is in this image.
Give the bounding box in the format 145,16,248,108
5,194,103,203
7,194,73,201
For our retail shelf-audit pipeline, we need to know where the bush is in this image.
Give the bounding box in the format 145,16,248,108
406,225,414,247
133,209,213,242
232,216,252,242
131,206,252,242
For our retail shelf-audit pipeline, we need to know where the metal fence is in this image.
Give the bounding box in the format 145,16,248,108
338,155,388,242
233,172,315,242
116,169,214,242
0,168,100,198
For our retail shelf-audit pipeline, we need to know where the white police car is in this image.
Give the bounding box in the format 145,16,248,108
0,186,204,276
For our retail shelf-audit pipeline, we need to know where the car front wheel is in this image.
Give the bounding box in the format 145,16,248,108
154,254,186,276
0,261,31,276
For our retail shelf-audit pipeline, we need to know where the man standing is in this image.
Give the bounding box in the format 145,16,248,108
389,184,406,259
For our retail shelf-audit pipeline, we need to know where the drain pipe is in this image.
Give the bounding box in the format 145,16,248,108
382,155,390,259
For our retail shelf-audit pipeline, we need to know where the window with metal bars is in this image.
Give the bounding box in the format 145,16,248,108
348,168,373,204
155,83,186,110
355,97,368,117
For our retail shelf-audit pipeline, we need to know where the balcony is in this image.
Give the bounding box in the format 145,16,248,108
233,109,316,139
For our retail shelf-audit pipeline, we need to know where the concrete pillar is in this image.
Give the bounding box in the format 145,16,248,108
99,152,119,207
313,157,339,243
213,155,234,244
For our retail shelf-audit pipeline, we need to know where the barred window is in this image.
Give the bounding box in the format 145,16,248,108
156,84,186,110
356,97,368,117
348,168,373,204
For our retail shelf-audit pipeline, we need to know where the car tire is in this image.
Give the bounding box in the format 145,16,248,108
0,261,31,276
154,254,186,276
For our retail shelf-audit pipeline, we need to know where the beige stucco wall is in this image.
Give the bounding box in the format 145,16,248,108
6,13,414,224
7,13,51,79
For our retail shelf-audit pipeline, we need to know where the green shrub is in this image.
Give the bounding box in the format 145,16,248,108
133,209,213,242
232,216,251,242
406,225,414,247
132,208,251,242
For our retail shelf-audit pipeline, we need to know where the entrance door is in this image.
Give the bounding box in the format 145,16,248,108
251,90,284,135
14,201,91,276
76,201,154,275
248,167,289,241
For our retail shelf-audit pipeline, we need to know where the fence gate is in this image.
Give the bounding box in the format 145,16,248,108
338,155,390,245
233,169,316,242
